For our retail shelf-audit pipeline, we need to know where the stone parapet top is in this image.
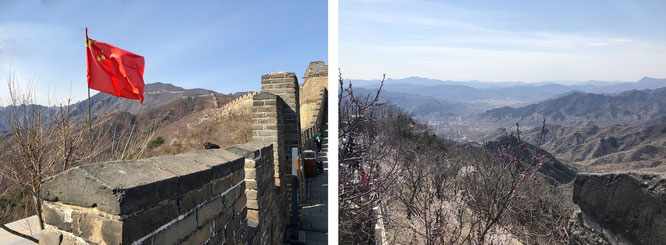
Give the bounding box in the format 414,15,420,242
225,140,272,160
253,92,279,100
40,149,244,216
261,72,297,79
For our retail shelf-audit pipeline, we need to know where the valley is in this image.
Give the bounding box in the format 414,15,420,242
357,76,666,173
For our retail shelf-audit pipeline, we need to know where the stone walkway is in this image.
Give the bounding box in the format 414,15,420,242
302,121,328,245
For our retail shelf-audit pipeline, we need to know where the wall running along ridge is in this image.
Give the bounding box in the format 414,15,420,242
39,66,329,244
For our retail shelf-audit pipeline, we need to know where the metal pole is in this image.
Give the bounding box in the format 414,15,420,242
87,87,91,122
88,87,92,130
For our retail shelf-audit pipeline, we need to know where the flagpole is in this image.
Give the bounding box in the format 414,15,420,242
87,87,91,123
86,88,90,133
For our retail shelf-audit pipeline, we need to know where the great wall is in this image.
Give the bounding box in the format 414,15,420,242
36,61,329,245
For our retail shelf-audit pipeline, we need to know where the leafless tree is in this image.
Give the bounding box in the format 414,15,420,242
339,71,403,243
0,71,137,242
0,72,81,242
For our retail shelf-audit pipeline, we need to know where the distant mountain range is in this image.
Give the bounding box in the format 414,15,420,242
70,82,226,118
0,82,242,131
354,87,471,117
357,76,666,110
355,76,665,90
480,87,666,128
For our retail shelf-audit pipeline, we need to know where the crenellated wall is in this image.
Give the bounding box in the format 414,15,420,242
260,72,301,160
300,61,328,128
38,65,327,244
253,72,305,233
301,88,327,151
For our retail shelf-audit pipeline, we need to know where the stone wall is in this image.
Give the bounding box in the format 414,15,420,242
301,88,327,151
253,72,304,233
39,149,247,245
569,172,666,245
300,61,328,127
260,72,300,162
226,141,280,245
39,67,326,244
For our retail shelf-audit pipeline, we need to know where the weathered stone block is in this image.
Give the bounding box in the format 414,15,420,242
181,184,211,213
245,179,257,189
211,174,233,196
197,197,223,226
232,171,244,185
215,208,234,234
245,159,256,169
224,186,241,208
247,199,258,209
181,222,212,245
246,190,258,200
152,211,198,245
122,200,179,241
245,168,257,179
247,209,259,221
234,196,247,213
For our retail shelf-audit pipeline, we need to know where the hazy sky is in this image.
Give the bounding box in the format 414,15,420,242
340,0,666,82
0,0,327,105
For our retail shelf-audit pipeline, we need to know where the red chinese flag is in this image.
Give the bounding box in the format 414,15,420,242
86,28,145,103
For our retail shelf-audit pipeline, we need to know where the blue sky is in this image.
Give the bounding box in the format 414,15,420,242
340,0,666,83
0,0,327,105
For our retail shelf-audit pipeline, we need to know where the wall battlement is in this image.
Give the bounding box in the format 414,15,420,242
39,63,328,245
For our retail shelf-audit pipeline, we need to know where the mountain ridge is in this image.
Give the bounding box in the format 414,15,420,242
0,82,242,131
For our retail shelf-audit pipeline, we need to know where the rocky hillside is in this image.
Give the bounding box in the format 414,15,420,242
516,123,666,173
485,135,577,184
85,87,252,159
